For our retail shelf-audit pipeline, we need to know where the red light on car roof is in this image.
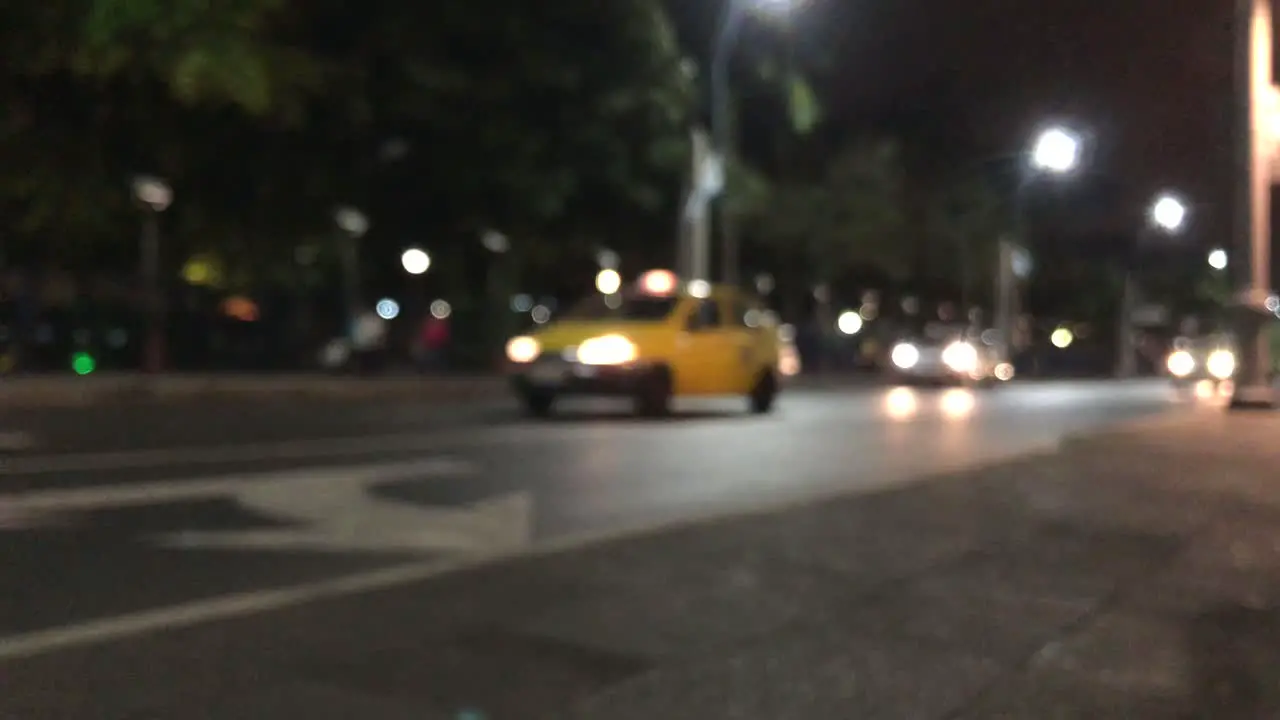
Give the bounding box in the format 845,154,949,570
638,269,677,295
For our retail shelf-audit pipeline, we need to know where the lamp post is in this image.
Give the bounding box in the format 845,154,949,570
1229,0,1276,408
333,206,368,339
132,175,172,373
1116,192,1189,377
710,0,798,286
995,126,1082,361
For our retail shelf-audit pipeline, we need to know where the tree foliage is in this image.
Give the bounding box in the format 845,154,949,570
747,137,910,281
924,173,1011,302
0,0,695,281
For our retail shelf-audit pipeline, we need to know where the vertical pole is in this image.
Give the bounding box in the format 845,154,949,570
1231,0,1276,407
141,211,164,373
340,233,360,338
1117,270,1138,377
711,1,746,286
995,238,1014,356
689,128,712,282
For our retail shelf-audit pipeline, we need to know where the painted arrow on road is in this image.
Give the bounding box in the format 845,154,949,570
5,458,533,555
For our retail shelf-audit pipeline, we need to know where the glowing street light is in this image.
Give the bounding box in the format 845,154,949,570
595,268,621,295
836,311,863,335
1209,248,1228,270
400,247,430,275
1029,127,1081,174
1149,193,1188,233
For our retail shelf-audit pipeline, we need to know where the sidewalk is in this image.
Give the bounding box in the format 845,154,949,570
0,373,507,407
0,371,878,408
6,409,1280,718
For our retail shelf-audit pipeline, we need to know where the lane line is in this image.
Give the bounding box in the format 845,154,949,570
0,431,34,450
3,458,477,513
0,427,562,476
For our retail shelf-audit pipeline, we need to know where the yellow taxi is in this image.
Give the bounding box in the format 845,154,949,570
505,269,784,417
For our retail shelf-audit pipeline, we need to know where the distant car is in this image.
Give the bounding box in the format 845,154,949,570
504,269,784,417
1165,335,1236,386
886,328,1013,386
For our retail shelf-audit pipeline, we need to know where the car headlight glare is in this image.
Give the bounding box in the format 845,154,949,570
1166,350,1195,377
891,343,919,369
505,336,540,363
576,334,637,365
942,341,979,373
1206,349,1235,380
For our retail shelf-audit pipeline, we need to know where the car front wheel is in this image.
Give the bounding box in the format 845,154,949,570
748,371,777,414
521,389,556,418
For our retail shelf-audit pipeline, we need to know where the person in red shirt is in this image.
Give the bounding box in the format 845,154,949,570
417,314,450,372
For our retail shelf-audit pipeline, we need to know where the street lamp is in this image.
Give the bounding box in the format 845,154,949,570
132,175,172,373
333,206,367,335
1029,127,1082,174
401,247,430,275
996,125,1084,360
1209,248,1229,270
710,0,800,286
1118,192,1192,376
1150,193,1189,233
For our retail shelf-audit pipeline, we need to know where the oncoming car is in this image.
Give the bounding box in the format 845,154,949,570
1165,335,1236,387
504,270,784,417
886,325,1013,386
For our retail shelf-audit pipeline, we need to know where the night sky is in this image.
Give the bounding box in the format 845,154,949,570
670,0,1237,245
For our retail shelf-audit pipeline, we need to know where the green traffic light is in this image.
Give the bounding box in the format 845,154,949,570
71,352,96,375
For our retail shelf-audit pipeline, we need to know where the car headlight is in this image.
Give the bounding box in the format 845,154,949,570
778,343,801,377
891,343,919,369
1166,350,1195,377
505,336,540,363
1206,349,1235,380
942,341,978,373
576,334,638,366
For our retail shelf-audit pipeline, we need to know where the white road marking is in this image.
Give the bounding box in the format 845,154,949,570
0,431,34,450
4,458,475,513
0,426,563,476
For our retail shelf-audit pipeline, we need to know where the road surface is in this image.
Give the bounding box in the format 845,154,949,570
0,380,1202,648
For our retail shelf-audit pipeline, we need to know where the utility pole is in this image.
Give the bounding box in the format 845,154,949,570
1230,0,1276,408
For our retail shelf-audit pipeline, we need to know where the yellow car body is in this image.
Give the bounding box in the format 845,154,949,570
505,271,782,416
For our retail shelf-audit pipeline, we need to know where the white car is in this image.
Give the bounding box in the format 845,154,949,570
887,334,1014,385
1165,336,1236,386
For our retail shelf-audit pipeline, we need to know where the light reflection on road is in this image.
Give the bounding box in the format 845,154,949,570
882,386,976,422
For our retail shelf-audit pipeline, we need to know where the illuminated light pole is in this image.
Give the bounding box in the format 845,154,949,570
1118,192,1189,377
1230,0,1276,408
995,126,1082,363
710,0,800,286
132,175,172,373
334,206,368,339
1209,248,1229,270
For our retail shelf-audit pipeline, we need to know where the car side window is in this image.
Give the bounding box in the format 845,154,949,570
727,298,753,328
687,300,721,331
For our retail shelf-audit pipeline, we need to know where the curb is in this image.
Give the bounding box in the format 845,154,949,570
0,375,509,408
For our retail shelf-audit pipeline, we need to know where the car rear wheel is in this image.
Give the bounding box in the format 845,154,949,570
521,389,556,418
634,367,672,417
748,371,777,414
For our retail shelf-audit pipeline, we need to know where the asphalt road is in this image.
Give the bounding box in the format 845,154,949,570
0,380,1203,650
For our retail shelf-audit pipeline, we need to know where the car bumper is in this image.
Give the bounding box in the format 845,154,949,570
510,359,661,396
887,363,978,384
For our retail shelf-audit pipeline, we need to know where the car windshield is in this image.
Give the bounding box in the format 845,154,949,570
559,293,679,321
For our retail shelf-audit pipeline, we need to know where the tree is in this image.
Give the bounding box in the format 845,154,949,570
1,0,697,282
924,173,1011,307
749,137,911,284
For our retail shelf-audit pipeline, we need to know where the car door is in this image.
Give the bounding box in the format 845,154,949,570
719,294,768,393
677,298,736,395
